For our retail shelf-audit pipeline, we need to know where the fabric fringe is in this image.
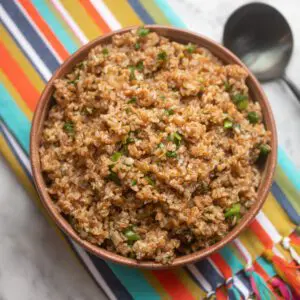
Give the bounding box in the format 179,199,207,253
270,277,293,300
264,250,300,296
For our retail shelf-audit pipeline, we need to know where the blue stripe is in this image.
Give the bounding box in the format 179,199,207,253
278,147,300,191
237,271,252,296
1,21,48,82
2,0,60,72
128,0,155,24
256,257,276,277
271,182,300,224
194,259,224,289
88,255,133,300
219,246,244,274
0,122,32,181
0,84,31,154
107,262,161,300
32,0,79,54
154,0,186,28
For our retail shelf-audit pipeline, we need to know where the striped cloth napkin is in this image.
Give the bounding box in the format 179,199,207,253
1,1,300,299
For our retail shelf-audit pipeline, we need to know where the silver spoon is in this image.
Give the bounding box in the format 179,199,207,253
223,2,300,102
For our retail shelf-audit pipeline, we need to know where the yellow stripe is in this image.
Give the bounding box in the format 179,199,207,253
239,228,264,261
172,268,206,299
262,194,296,237
103,0,143,27
0,25,44,93
0,71,33,121
60,0,102,40
139,0,171,25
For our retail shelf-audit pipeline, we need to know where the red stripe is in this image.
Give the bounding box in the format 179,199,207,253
253,261,270,281
216,286,227,300
210,253,232,279
151,270,195,300
79,0,111,34
0,42,39,111
18,0,69,60
249,220,273,249
290,232,300,245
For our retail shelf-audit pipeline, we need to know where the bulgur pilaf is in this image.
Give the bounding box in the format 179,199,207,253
40,28,271,264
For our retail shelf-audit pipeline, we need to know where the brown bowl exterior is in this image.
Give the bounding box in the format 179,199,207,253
30,25,277,269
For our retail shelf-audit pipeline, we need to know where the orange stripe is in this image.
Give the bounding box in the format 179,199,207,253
290,232,300,245
18,0,69,60
151,270,195,300
216,286,227,300
249,220,273,249
210,253,232,279
0,42,39,111
78,0,111,34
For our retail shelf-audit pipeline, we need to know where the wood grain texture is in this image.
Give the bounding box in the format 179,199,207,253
30,25,277,269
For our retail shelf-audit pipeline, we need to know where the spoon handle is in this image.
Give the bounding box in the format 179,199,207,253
281,74,300,103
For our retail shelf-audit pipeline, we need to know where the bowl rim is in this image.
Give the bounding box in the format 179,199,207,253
30,25,277,269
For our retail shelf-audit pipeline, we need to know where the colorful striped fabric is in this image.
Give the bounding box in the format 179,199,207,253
1,1,299,299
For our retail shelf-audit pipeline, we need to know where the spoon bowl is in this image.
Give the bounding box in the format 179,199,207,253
223,2,300,101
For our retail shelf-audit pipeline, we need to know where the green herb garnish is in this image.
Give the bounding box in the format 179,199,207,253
224,119,233,129
135,43,140,50
129,66,136,81
137,27,150,37
106,171,121,186
166,151,177,158
157,143,165,149
124,227,140,244
231,93,248,110
165,108,174,116
102,48,109,55
225,203,241,218
63,121,75,136
260,144,271,156
127,97,137,104
136,61,144,71
247,111,259,124
110,152,122,162
157,51,167,62
186,43,196,53
145,176,156,186
131,179,137,186
224,81,231,92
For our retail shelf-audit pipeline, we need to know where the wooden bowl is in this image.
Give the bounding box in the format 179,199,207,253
30,25,277,269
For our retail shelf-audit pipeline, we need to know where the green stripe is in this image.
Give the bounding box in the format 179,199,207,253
139,0,171,25
0,84,31,153
275,166,300,214
256,257,276,277
107,262,161,300
219,245,244,274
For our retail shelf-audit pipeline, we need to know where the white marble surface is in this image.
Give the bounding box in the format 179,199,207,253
0,1,299,299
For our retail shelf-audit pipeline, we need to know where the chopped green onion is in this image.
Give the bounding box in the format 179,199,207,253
157,51,167,62
136,61,144,71
223,119,233,129
224,81,231,92
237,99,248,110
135,43,140,50
131,179,137,186
127,97,137,104
145,176,155,186
126,137,135,144
224,203,241,218
137,27,150,37
102,48,109,55
124,227,140,242
110,152,122,162
173,132,182,147
166,151,177,158
63,121,75,136
260,144,271,156
186,43,196,53
106,171,121,186
231,93,248,103
157,143,165,149
165,108,174,115
128,66,136,81
247,111,259,124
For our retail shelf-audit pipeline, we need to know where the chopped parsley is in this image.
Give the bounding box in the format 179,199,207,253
131,179,137,186
63,121,75,136
137,27,150,37
157,51,167,62
166,151,177,158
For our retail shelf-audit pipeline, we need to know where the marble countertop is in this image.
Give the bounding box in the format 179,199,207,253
0,0,299,299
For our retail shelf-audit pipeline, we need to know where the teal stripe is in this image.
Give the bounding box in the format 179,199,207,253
256,257,276,277
278,147,300,191
107,262,160,300
154,0,186,28
219,246,244,274
0,84,31,153
32,0,78,54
